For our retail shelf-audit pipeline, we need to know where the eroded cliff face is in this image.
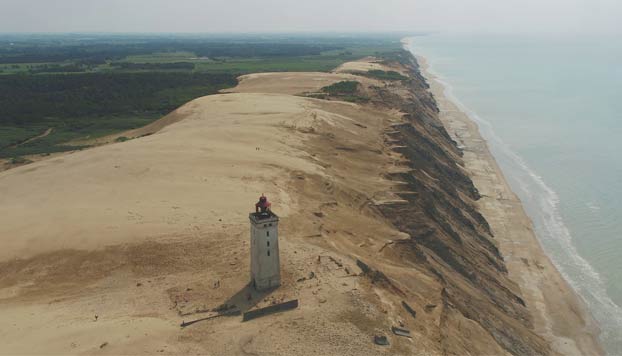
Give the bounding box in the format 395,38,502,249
368,54,552,355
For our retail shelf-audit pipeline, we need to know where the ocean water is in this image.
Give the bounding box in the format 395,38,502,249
406,34,622,353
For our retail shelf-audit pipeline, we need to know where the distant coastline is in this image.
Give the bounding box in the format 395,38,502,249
403,39,604,354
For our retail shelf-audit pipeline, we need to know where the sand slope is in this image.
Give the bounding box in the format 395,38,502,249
0,93,324,261
0,77,419,354
223,71,360,95
334,57,409,76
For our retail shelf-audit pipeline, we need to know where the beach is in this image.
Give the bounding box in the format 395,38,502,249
415,54,604,355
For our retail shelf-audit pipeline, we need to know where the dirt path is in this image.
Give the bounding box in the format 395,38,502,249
9,127,53,148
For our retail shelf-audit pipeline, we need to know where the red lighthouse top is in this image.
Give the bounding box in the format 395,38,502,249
255,194,272,213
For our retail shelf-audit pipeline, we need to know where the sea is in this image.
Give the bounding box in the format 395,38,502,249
406,34,622,354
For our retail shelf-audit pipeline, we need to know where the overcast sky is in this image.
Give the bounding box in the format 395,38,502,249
0,0,620,34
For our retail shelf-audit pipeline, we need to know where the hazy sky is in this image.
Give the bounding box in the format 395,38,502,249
0,0,620,34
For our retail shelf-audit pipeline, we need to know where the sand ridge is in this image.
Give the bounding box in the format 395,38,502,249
222,71,362,95
334,57,408,76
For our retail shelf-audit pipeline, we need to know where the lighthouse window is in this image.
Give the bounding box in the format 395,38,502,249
267,241,270,247
267,250,270,256
267,231,270,237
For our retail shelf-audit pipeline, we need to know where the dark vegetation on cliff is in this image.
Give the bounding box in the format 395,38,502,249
363,69,408,81
370,51,552,355
318,81,369,103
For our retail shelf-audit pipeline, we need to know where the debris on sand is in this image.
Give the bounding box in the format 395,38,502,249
425,304,437,312
242,299,299,322
100,342,108,349
391,326,412,338
297,271,316,283
402,301,417,319
327,256,343,267
374,335,389,346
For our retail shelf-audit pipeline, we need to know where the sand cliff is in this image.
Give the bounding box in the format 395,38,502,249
0,53,601,355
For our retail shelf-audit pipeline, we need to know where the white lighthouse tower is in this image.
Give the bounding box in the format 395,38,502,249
249,195,281,291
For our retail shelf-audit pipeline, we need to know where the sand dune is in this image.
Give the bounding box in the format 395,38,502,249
0,57,602,355
0,75,416,354
223,71,360,94
334,57,408,75
0,93,326,260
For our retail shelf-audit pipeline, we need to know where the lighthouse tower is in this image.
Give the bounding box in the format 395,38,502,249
249,196,281,291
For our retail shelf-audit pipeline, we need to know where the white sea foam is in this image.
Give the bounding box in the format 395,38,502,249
406,42,622,351
587,202,602,212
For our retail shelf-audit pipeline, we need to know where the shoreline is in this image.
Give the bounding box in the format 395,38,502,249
413,52,604,354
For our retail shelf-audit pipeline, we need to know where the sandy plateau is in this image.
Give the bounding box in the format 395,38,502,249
0,56,603,355
0,60,411,355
